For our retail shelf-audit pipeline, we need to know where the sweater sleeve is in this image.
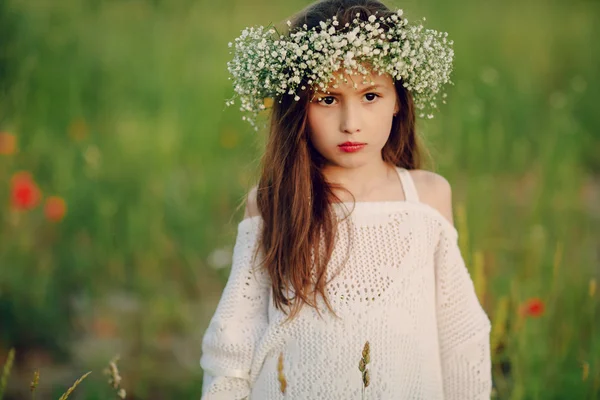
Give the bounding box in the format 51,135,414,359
200,217,270,400
434,227,493,400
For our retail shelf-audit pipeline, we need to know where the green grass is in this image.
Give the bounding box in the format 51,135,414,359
0,0,598,398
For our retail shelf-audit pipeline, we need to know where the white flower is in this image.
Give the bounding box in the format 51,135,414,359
207,247,233,270
346,30,357,43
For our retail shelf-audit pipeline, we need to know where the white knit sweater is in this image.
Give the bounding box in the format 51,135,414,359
200,167,492,399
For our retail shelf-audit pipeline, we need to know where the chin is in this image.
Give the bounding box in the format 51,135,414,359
330,155,371,169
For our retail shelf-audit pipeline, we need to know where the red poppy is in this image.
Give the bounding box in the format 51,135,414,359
10,172,41,210
44,196,67,222
520,297,545,317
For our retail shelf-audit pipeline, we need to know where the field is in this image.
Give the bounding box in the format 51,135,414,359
0,0,599,398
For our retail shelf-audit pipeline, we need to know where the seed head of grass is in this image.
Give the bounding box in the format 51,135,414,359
0,348,16,400
30,369,40,398
277,352,287,394
104,355,126,398
359,358,366,372
359,341,371,393
362,369,370,388
58,371,92,400
362,341,370,360
104,355,122,390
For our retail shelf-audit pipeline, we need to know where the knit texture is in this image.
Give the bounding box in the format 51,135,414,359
200,167,492,399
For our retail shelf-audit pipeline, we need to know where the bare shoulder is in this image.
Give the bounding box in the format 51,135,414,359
243,185,260,219
407,169,454,226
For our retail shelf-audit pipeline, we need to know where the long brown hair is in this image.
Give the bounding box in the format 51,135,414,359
253,0,423,320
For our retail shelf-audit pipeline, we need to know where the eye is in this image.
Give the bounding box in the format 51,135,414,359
364,93,380,102
317,96,337,105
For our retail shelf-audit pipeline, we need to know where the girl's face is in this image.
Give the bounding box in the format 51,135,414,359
307,70,399,169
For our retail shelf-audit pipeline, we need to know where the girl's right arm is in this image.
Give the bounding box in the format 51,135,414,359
200,189,270,399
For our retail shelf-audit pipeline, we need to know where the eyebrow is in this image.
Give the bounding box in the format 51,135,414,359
316,84,384,96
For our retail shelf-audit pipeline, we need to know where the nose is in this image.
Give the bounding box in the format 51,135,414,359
340,99,362,134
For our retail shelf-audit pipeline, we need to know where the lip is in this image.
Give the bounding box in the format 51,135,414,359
338,142,366,153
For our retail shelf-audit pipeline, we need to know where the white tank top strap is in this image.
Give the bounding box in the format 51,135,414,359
395,167,420,203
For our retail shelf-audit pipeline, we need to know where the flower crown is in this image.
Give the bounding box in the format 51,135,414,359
226,9,454,129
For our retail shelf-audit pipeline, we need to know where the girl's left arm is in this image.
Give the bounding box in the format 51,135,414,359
434,227,493,400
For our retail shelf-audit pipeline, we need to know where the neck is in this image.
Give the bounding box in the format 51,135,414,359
322,159,395,201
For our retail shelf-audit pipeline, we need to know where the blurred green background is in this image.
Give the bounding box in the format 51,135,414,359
0,0,598,398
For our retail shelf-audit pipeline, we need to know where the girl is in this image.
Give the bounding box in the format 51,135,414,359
201,0,492,399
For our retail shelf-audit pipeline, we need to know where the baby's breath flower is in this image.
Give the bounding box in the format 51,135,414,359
226,9,454,129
